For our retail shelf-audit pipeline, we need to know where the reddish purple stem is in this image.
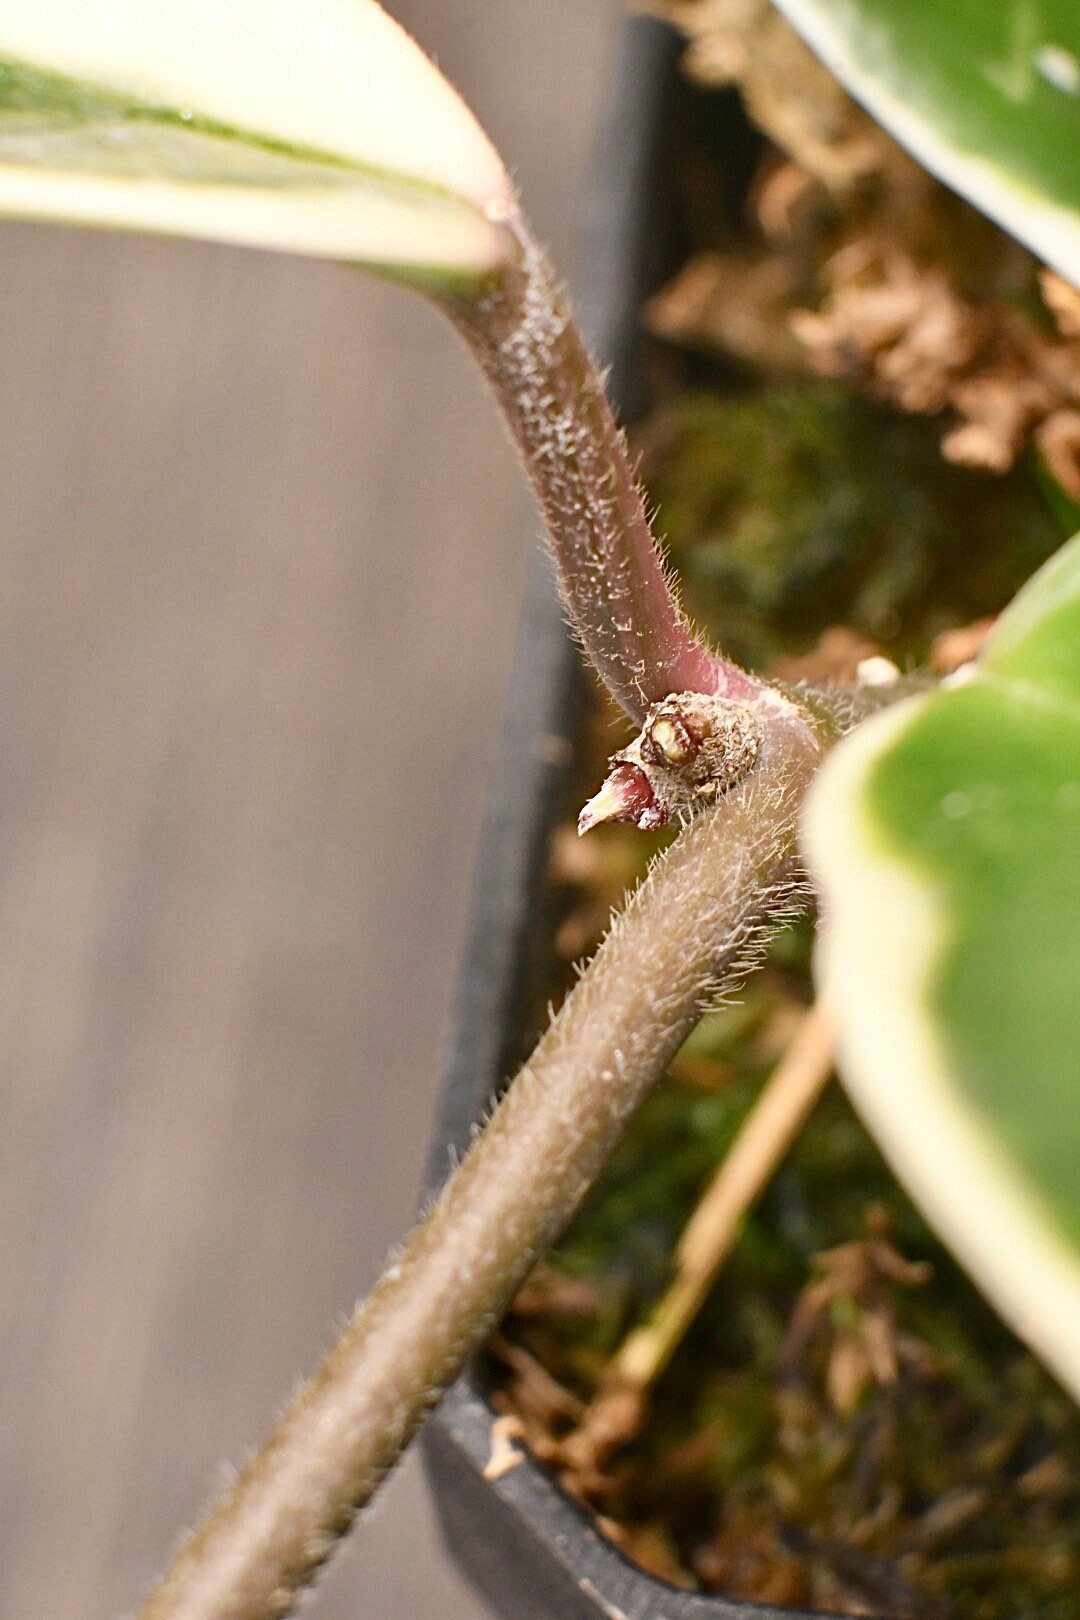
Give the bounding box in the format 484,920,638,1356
449,220,762,723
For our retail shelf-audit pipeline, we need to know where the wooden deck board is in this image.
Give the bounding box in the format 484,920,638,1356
0,5,622,1615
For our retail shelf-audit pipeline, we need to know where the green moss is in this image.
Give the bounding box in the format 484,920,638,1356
500,132,1079,1614
504,933,1080,1612
647,383,1062,669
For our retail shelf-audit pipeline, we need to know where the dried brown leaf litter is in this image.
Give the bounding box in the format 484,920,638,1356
650,0,1080,502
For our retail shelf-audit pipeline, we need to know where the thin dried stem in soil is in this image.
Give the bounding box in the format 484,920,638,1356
565,1000,835,1467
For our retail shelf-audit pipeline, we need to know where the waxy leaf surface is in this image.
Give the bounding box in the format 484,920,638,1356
772,0,1080,284
805,532,1080,1399
0,0,513,283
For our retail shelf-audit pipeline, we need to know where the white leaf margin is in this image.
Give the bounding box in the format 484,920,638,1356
771,0,1080,288
0,161,506,274
803,694,1080,1402
0,0,515,276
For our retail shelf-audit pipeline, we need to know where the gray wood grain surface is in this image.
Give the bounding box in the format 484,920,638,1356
0,6,622,1616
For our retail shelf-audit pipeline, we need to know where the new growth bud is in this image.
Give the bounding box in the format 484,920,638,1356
578,692,761,834
579,762,666,836
642,713,694,766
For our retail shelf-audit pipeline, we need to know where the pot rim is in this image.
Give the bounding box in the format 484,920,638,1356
421,15,843,1620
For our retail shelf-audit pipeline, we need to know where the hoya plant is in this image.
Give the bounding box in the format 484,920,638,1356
1,1,1078,1617
772,0,1080,1415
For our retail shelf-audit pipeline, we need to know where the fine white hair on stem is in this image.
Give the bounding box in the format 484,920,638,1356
448,220,766,721
137,722,821,1620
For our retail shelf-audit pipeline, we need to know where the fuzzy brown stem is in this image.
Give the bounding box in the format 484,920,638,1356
136,721,821,1620
448,221,762,722
787,673,938,735
564,1000,836,1469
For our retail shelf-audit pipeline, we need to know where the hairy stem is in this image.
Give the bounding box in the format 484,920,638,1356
137,722,821,1620
564,1001,835,1467
448,221,762,722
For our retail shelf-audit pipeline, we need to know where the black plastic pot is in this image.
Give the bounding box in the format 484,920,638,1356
423,18,835,1620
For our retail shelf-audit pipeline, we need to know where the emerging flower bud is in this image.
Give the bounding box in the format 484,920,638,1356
579,691,762,835
578,762,666,835
642,712,695,767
